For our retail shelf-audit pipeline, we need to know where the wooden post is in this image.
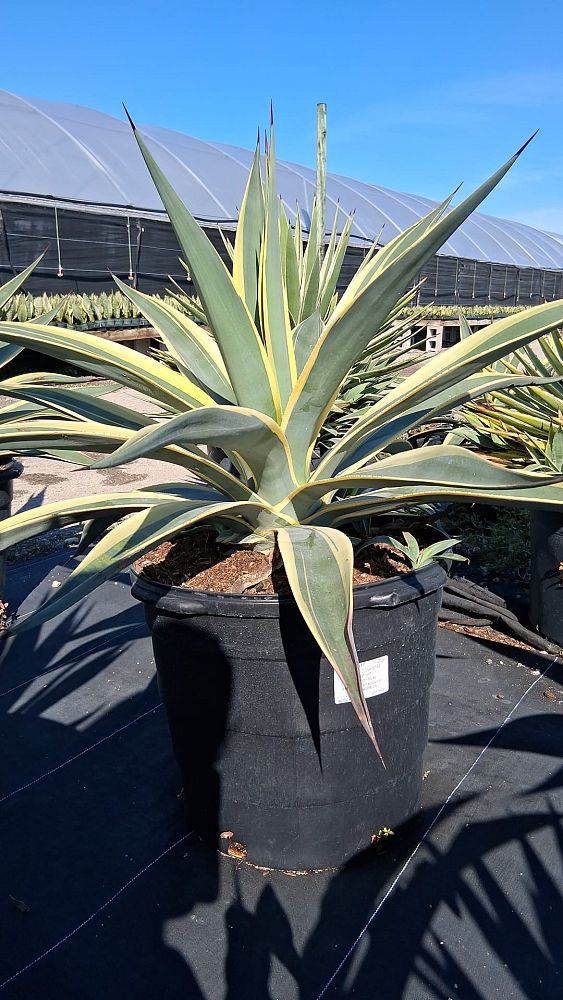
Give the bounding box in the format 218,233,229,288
316,102,327,262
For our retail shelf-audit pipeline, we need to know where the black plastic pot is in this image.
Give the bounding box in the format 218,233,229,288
0,458,21,597
131,562,446,870
529,510,563,646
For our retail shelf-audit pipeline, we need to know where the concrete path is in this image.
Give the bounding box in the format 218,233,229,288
4,384,193,516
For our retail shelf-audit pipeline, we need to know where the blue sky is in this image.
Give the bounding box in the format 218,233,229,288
4,0,563,231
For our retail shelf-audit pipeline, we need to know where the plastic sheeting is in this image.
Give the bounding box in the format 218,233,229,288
2,89,563,270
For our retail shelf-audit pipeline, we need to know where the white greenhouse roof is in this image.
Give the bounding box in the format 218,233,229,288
1,89,562,270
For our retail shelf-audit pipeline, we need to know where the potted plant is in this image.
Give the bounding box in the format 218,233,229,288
449,324,563,644
1,119,563,869
0,255,64,594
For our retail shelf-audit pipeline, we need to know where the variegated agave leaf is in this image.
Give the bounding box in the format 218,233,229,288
453,327,563,470
3,120,563,753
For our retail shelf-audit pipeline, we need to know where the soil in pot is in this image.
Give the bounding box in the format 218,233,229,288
133,532,445,870
135,531,409,594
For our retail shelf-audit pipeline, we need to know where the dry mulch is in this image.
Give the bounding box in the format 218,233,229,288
439,620,554,654
135,531,408,595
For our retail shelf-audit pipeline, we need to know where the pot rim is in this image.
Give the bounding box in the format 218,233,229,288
0,457,23,481
130,560,446,618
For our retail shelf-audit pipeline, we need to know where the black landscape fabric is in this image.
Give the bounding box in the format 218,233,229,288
0,551,561,999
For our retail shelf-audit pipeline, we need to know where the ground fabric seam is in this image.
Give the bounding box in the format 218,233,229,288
0,702,162,804
0,833,193,992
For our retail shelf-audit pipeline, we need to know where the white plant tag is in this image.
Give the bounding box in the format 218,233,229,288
334,655,389,704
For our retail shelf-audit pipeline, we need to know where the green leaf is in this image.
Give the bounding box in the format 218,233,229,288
0,489,192,552
2,384,154,431
93,405,298,506
300,198,319,303
0,253,46,310
418,537,464,566
293,311,322,375
0,419,254,499
129,120,279,418
0,398,52,423
9,498,268,633
112,275,235,403
260,128,296,406
364,191,456,283
317,301,563,478
284,213,301,325
0,253,53,367
552,426,563,462
295,445,563,510
299,252,320,323
282,141,538,474
318,212,354,319
232,141,264,326
75,482,226,554
276,525,380,754
0,321,211,412
0,344,24,370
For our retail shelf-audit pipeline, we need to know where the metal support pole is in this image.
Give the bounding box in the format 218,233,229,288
54,205,64,277
127,216,134,281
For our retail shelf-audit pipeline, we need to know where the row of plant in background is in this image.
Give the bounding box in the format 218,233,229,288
399,304,527,319
0,289,144,326
0,289,190,327
0,290,531,329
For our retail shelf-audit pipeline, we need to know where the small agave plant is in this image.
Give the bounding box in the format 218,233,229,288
0,253,62,368
1,119,563,749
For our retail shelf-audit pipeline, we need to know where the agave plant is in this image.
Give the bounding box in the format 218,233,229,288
360,530,467,571
159,282,427,452
0,289,146,327
317,298,428,451
450,321,563,470
2,122,563,751
0,254,63,370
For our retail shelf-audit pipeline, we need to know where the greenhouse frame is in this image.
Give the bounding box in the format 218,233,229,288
1,89,563,308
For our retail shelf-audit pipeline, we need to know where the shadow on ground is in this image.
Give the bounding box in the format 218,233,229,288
0,553,561,999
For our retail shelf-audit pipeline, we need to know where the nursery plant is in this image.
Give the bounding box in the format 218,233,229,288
0,252,67,594
0,253,61,368
160,282,427,452
2,124,563,752
451,320,563,470
448,319,563,645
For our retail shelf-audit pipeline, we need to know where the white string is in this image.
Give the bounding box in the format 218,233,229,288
1,654,555,994
314,655,559,999
0,832,192,991
0,702,162,804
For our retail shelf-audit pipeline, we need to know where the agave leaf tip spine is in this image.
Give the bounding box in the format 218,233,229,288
122,104,136,130
516,130,539,156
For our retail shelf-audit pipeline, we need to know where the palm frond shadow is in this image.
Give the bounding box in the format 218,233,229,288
1,558,562,999
298,800,563,998
435,715,563,795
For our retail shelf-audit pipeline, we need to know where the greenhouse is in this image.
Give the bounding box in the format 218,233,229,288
1,88,563,306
